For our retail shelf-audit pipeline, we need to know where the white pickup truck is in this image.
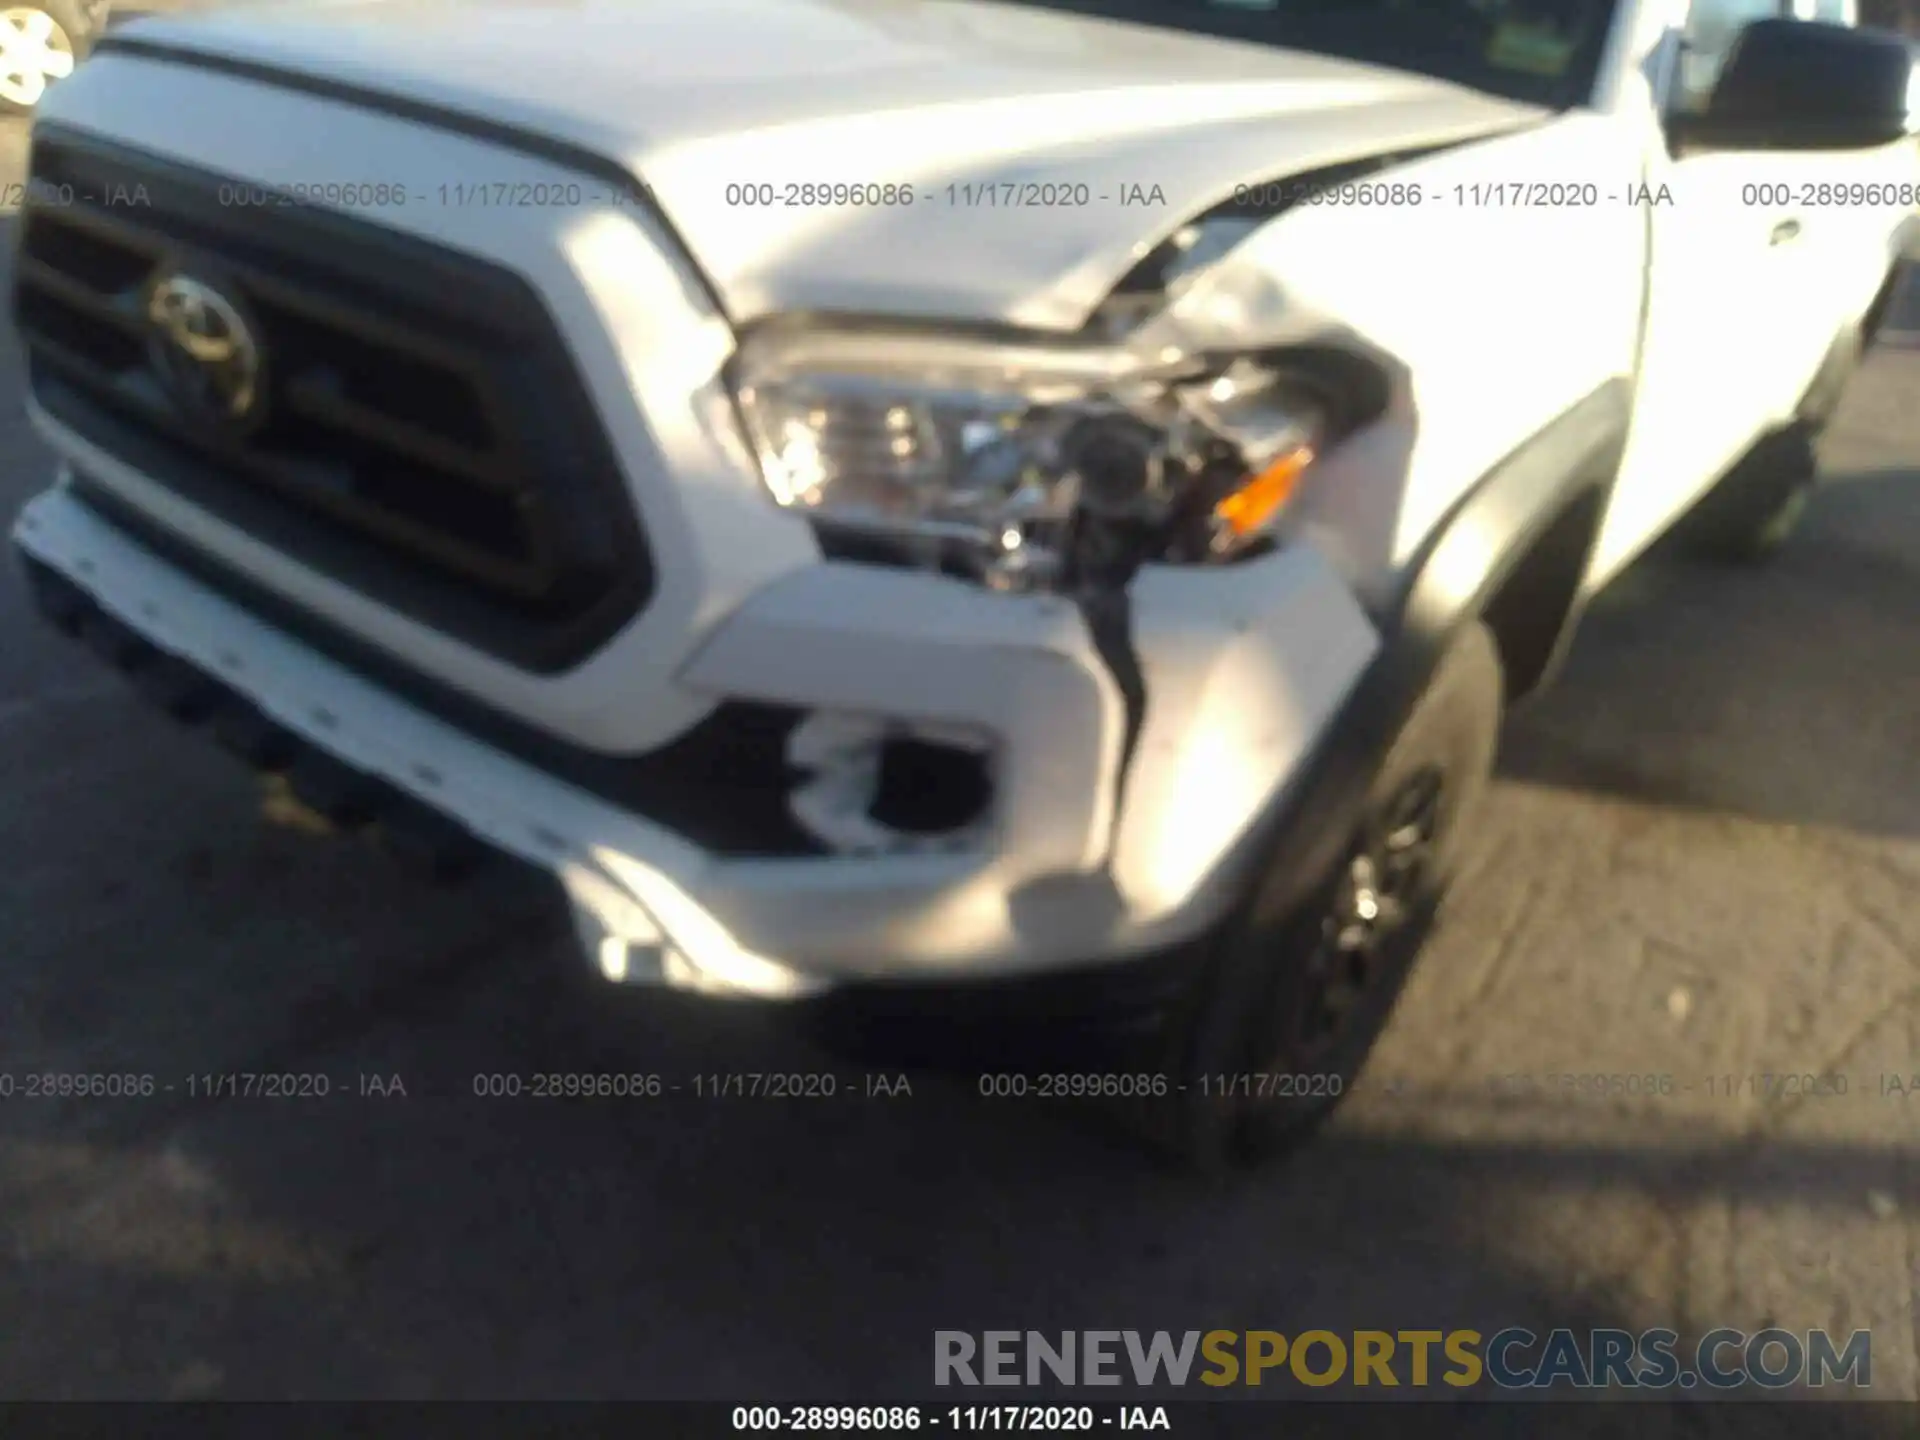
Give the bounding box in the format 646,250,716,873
11,0,1919,1166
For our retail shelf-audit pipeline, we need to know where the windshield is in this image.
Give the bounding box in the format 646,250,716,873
947,0,1622,108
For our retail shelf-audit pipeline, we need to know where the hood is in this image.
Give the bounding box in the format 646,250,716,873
103,0,1547,327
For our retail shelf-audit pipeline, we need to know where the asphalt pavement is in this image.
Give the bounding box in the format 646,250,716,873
1,113,1919,1407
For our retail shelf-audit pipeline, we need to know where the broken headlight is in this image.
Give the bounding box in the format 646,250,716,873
731,326,1341,591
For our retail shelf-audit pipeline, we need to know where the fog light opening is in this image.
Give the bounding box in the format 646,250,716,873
870,736,993,835
786,712,994,856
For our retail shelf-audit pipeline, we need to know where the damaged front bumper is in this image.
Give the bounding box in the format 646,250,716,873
13,476,1379,1000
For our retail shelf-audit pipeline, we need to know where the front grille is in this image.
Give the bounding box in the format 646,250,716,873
15,126,654,673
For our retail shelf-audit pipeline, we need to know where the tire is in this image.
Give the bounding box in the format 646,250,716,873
1675,423,1818,566
0,0,88,114
1130,620,1505,1172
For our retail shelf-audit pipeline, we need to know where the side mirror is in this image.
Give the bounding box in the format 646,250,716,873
1677,18,1917,152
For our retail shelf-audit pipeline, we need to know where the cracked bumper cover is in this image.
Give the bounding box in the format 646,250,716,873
13,478,1380,999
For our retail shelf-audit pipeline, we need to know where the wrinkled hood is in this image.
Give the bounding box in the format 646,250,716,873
101,0,1547,326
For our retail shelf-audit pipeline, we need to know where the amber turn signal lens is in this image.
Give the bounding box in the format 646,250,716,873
1212,445,1315,539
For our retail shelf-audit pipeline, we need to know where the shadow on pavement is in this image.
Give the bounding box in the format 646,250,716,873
1500,465,1920,844
1,1051,1912,1417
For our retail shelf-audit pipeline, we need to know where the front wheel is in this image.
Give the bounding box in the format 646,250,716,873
1136,620,1504,1170
0,1,86,114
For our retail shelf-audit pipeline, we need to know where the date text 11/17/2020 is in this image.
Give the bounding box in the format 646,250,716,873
0,1072,408,1099
1484,1072,1855,1100
720,182,1170,208
730,1405,1173,1432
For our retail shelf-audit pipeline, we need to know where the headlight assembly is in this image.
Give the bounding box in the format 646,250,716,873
731,326,1362,592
